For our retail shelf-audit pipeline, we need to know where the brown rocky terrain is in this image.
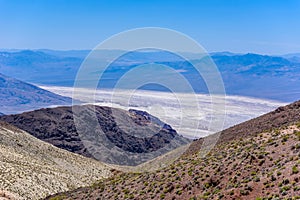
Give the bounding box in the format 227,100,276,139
0,121,112,200
47,124,300,200
46,100,300,199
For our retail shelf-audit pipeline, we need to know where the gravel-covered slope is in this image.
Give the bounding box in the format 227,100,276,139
0,121,112,200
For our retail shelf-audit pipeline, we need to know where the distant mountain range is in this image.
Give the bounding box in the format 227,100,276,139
211,53,300,101
0,73,72,114
282,53,300,63
1,50,299,102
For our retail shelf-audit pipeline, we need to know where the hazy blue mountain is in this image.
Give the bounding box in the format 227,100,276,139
0,50,82,86
0,73,72,114
1,50,300,102
209,51,241,56
0,50,186,86
210,53,300,101
38,49,91,58
38,49,186,62
282,53,300,63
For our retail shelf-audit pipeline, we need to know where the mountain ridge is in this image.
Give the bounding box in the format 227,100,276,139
1,50,300,101
0,73,72,114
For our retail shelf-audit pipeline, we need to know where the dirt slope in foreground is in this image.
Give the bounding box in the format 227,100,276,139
0,122,112,200
46,123,300,200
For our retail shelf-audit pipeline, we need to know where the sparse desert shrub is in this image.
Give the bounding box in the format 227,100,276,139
49,195,67,200
280,185,291,192
294,186,300,191
264,183,271,188
292,165,299,174
253,176,260,182
240,189,249,195
257,154,264,159
123,188,130,194
293,130,300,141
250,171,257,176
283,179,290,185
259,159,265,166
244,185,253,191
271,175,276,181
176,190,182,195
281,135,289,142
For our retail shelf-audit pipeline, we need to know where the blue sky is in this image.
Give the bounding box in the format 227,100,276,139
0,0,299,54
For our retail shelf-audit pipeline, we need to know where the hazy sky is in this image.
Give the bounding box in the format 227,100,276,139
0,0,299,54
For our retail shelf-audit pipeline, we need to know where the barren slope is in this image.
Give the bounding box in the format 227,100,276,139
46,124,300,200
0,122,112,200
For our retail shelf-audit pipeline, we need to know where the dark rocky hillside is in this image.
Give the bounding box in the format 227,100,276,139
0,105,190,165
